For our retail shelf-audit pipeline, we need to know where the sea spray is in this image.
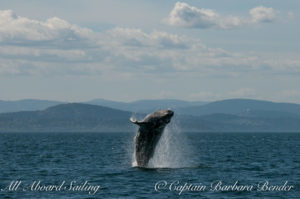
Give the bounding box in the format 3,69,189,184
147,118,194,168
129,113,140,167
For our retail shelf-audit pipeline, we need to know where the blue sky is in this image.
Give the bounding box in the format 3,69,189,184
0,0,299,103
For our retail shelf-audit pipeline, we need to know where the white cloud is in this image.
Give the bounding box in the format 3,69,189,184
249,6,275,23
0,10,93,46
166,2,220,28
103,27,189,49
0,10,299,78
165,2,278,29
100,27,269,74
0,46,86,61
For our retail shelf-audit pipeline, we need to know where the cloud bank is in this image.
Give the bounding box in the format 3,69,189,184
0,10,93,46
0,9,299,78
165,2,277,29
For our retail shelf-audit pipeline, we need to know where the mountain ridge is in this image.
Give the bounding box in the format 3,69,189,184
0,99,63,113
1,101,300,132
86,98,208,113
176,98,300,116
0,103,134,132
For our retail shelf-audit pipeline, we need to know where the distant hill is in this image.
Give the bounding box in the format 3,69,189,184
0,98,207,114
0,103,134,132
176,99,300,116
1,99,300,132
87,98,207,113
0,99,63,113
3,99,300,116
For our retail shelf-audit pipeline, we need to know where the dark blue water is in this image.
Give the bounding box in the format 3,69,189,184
0,132,299,198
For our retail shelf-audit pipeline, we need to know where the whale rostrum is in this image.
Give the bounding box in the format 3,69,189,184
130,109,174,167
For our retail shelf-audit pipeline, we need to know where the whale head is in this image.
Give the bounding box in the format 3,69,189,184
130,109,174,128
154,109,174,124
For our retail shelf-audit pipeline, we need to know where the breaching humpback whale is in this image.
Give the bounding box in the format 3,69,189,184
130,109,174,167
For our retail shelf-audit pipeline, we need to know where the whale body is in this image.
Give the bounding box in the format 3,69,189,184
130,109,174,167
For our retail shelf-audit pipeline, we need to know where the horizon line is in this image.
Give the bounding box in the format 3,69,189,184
1,97,300,105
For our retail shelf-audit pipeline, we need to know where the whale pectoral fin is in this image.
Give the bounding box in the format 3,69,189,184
130,117,138,124
130,117,146,126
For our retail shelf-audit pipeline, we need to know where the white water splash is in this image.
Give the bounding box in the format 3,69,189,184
129,118,192,168
148,120,191,168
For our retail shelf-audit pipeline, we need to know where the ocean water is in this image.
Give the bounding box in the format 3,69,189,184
0,131,299,199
